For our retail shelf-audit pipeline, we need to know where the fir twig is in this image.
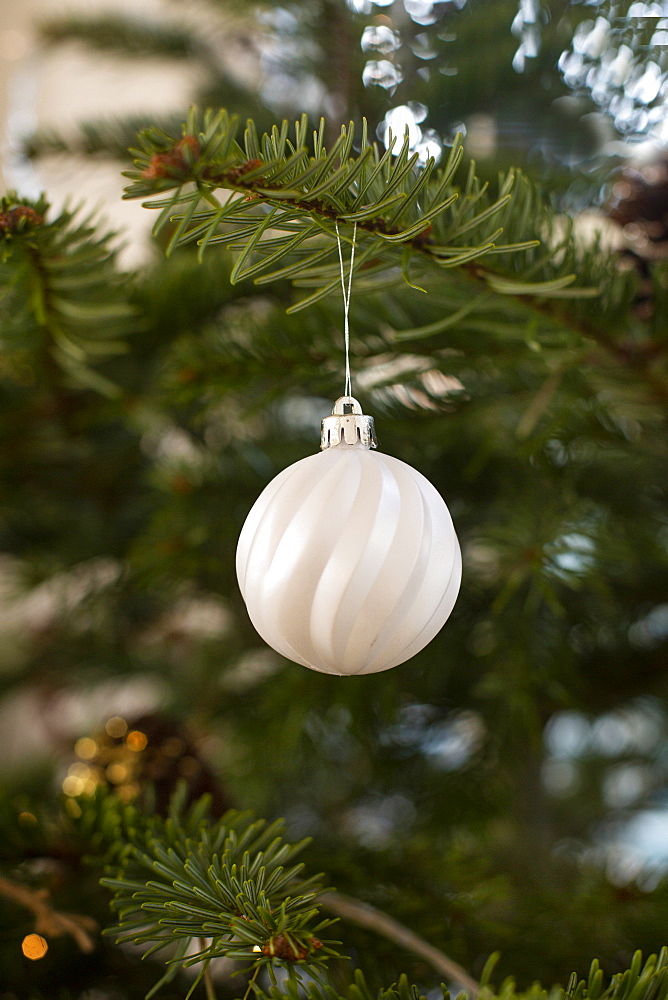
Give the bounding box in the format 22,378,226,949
0,192,137,394
458,262,668,407
123,109,595,311
101,796,340,994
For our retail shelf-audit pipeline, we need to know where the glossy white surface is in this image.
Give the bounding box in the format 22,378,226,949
237,445,461,675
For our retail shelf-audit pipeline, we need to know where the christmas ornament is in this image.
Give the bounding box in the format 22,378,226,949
236,396,461,675
236,222,461,675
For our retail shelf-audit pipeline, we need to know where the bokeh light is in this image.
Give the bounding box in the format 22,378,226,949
126,730,148,752
21,934,48,960
105,716,128,738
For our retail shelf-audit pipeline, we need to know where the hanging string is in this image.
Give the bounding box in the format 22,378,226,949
335,220,357,398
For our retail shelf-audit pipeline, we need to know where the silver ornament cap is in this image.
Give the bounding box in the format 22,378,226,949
320,396,378,450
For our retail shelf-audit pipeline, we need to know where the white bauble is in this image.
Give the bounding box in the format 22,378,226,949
236,397,461,676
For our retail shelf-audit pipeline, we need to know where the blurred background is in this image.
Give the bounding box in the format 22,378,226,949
1,1,668,998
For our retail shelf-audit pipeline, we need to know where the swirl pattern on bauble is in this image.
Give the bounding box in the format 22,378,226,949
236,445,461,676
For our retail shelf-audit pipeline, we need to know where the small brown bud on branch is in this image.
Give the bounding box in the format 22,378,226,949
0,206,44,233
142,135,201,181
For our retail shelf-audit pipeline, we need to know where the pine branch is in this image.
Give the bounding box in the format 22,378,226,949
121,110,667,403
101,793,339,986
122,109,594,312
454,259,668,408
0,192,137,395
364,231,667,408
246,950,668,1000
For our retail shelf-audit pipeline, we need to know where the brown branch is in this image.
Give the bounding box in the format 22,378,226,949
0,875,98,953
202,172,435,249
317,890,480,996
200,936,218,1000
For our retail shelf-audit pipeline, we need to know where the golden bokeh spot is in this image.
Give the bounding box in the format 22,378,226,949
22,934,48,960
18,811,37,827
106,762,128,784
105,716,128,738
125,730,148,752
75,737,98,760
62,775,85,797
69,762,91,779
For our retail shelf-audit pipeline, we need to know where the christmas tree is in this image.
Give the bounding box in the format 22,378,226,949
1,2,668,999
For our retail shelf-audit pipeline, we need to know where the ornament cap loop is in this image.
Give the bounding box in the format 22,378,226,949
320,396,378,450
